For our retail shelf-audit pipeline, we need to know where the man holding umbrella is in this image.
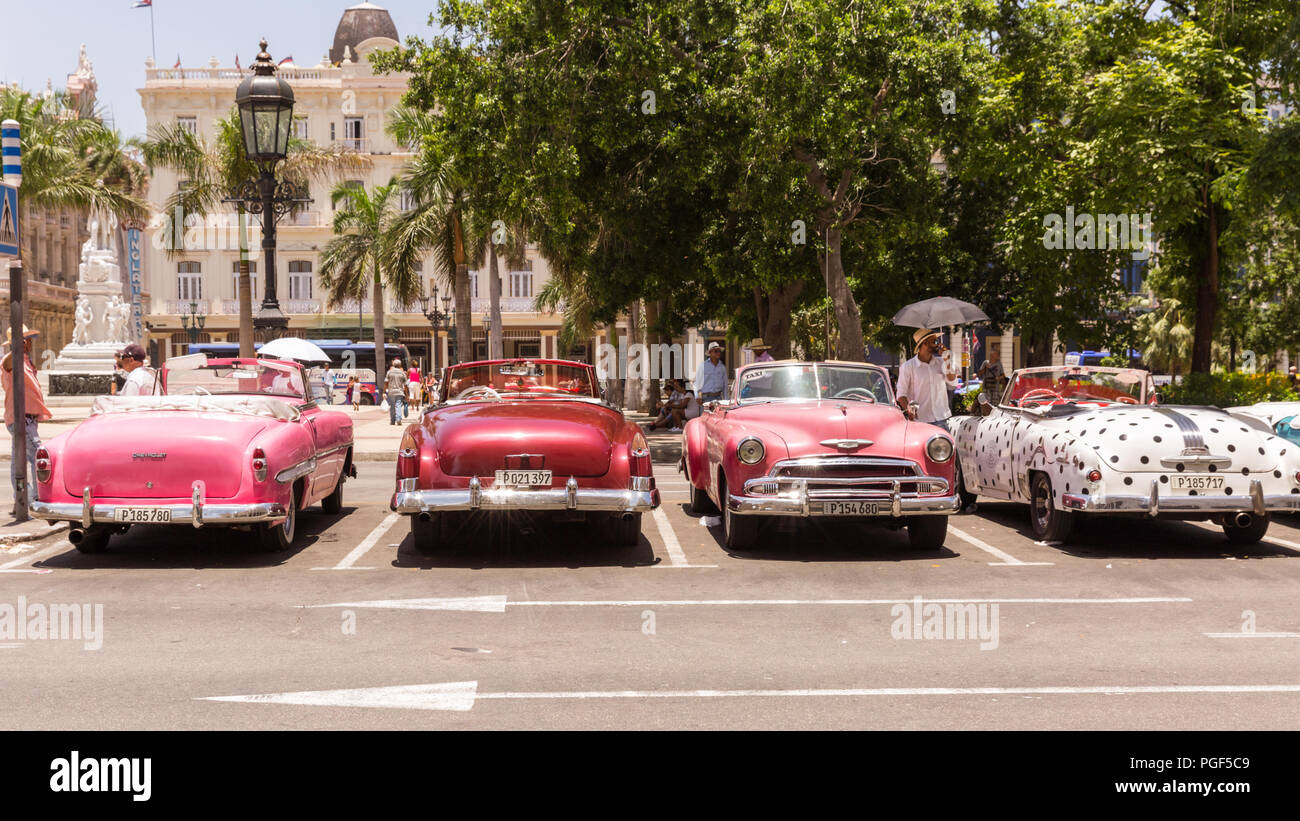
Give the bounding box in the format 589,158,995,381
896,328,957,431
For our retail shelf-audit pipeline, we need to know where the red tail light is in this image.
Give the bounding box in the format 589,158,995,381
252,448,267,482
35,447,51,483
630,448,652,477
1087,469,1102,482
397,447,420,479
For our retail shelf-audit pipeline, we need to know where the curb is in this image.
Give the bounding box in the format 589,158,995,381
0,521,69,545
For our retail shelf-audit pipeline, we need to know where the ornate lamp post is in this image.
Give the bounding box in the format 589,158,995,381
420,284,453,378
179,300,207,345
482,312,493,361
226,39,310,340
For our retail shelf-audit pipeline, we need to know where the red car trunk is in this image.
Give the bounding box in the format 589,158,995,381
431,400,619,478
60,413,265,499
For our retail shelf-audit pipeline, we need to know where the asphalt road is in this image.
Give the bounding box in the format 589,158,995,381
2,461,1300,730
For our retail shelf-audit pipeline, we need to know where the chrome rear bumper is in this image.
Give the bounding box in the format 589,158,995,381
1061,478,1300,516
31,499,287,528
394,475,660,515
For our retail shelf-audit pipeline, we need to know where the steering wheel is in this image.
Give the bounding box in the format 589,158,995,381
833,387,877,402
1018,388,1063,406
456,385,504,401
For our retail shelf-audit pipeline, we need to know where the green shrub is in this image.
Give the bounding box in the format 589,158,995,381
1160,372,1299,408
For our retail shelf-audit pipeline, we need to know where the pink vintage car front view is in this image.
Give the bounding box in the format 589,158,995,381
682,360,960,551
392,358,659,552
30,356,355,553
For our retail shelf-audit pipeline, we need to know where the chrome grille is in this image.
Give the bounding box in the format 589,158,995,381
755,457,946,498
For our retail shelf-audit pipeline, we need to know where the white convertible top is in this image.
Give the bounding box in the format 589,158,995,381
90,394,301,422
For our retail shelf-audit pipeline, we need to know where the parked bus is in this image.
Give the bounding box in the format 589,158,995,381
185,340,413,405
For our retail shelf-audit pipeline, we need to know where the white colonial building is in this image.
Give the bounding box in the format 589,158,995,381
136,2,573,369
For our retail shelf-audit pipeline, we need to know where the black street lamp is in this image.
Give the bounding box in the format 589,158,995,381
420,284,453,380
226,39,310,339
179,300,207,345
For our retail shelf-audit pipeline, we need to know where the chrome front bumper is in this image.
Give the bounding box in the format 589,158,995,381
394,476,660,515
731,459,960,517
1062,478,1300,516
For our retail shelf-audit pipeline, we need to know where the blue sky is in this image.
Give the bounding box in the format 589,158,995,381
0,1,444,139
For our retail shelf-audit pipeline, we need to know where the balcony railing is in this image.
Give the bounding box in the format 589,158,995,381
283,211,321,228
165,299,209,315
471,297,538,313
145,66,329,83
334,138,367,153
286,300,322,314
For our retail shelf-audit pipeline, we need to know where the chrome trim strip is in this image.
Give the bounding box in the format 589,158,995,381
1159,455,1232,469
819,438,873,450
1153,407,1205,451
275,456,318,483
82,486,92,529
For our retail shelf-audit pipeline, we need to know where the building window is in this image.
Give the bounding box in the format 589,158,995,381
177,261,202,300
1121,260,1145,295
231,260,258,301
292,116,309,140
509,269,533,299
342,117,363,150
468,270,479,299
288,260,313,300
177,116,198,135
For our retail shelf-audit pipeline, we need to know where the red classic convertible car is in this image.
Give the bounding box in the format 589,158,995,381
392,358,660,552
31,356,355,552
681,360,960,550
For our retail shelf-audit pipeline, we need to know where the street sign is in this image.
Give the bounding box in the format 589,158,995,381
0,183,18,257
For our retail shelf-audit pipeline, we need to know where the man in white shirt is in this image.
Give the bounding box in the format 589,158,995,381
695,342,727,402
117,344,161,396
896,329,956,430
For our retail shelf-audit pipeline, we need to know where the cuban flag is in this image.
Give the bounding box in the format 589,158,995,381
133,1,152,7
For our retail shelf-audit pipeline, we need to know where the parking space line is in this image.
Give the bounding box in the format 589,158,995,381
0,540,70,572
1204,632,1300,639
314,512,400,571
651,507,716,569
948,525,1054,566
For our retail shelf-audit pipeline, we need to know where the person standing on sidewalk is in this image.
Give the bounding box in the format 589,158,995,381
896,328,957,431
117,343,161,396
3,326,51,508
695,342,727,402
385,358,408,425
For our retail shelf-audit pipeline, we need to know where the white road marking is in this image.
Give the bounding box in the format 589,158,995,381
1188,520,1300,552
651,506,716,568
0,540,70,571
201,680,1300,712
1204,632,1300,639
948,524,1054,566
308,595,1191,612
316,512,400,570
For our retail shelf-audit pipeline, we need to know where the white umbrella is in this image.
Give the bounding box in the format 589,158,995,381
258,337,331,366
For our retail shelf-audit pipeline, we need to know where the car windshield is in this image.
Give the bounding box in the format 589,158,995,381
165,362,306,400
1004,367,1147,407
737,364,893,404
442,361,596,400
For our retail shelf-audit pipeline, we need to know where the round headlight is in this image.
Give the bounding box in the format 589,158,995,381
737,437,766,465
926,435,954,463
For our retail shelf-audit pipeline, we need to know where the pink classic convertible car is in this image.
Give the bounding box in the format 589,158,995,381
31,356,355,553
392,358,659,552
682,360,960,550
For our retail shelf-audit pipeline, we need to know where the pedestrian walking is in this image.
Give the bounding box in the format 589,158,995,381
896,328,957,431
408,364,421,413
323,365,335,404
346,376,360,411
695,342,727,402
3,325,51,509
116,343,161,396
385,358,408,425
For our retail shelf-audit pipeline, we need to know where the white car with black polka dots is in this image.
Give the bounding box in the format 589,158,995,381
949,365,1300,543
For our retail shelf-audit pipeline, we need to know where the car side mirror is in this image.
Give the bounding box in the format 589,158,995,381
977,391,989,406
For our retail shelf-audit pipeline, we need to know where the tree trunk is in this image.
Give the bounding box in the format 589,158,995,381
1024,326,1054,367
1191,201,1219,374
488,243,503,359
372,268,386,381
756,280,805,359
645,298,663,403
824,227,866,361
453,263,471,365
236,211,254,358
624,300,645,412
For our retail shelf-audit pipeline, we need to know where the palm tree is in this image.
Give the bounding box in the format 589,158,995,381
0,86,148,257
141,109,370,355
320,178,422,379
385,105,480,364
1136,297,1193,376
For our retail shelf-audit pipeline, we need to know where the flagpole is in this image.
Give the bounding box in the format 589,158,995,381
150,4,156,62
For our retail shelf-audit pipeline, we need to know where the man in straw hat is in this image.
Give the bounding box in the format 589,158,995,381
747,338,774,363
2,325,51,508
896,328,956,431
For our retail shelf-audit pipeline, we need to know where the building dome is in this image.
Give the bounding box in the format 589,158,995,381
329,2,400,65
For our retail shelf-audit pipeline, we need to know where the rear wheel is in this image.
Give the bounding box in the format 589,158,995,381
258,487,297,551
1029,473,1075,542
74,526,112,554
907,516,948,550
321,472,344,514
720,474,758,551
411,514,442,554
608,513,642,546
686,457,717,515
1222,513,1269,544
